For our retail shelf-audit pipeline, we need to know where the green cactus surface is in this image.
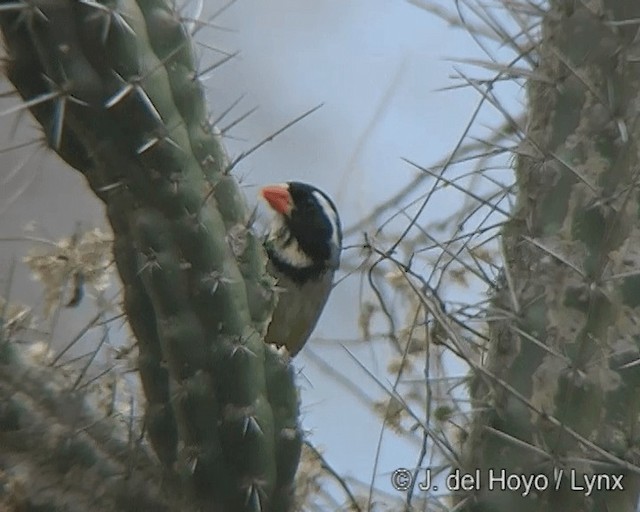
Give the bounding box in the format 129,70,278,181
460,2,640,511
0,1,300,510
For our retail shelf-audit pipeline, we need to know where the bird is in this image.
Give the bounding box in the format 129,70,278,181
260,181,342,356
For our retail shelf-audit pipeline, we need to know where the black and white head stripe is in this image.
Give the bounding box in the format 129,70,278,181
310,189,341,250
286,182,341,259
265,182,342,279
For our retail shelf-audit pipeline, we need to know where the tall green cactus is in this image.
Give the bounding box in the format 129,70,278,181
0,1,301,510
459,2,640,511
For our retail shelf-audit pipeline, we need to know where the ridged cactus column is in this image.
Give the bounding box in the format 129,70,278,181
0,1,301,511
460,2,640,511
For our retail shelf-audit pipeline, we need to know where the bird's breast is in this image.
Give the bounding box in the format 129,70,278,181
264,263,334,356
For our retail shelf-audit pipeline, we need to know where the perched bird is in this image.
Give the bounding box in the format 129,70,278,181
260,182,342,356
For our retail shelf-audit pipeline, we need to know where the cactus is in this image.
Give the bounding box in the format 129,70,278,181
459,2,640,511
0,1,301,510
0,334,198,512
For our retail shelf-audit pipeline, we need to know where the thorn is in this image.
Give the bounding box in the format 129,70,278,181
226,103,324,173
230,340,257,359
105,43,187,117
80,0,135,42
242,415,263,437
178,0,203,35
136,125,183,155
105,82,134,108
192,50,239,82
244,480,267,512
137,249,162,275
191,0,239,36
136,137,159,155
95,180,125,193
201,270,235,296
402,157,511,218
0,90,60,118
522,236,585,278
210,93,245,127
3,1,48,27
219,105,258,136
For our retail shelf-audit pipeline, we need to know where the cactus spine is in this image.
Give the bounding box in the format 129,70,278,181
0,1,301,510
461,2,640,511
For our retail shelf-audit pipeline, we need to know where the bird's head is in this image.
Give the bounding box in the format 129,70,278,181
260,182,342,282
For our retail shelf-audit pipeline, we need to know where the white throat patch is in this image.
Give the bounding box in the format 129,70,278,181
266,215,314,268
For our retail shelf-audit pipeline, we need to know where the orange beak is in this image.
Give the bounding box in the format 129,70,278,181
260,184,292,216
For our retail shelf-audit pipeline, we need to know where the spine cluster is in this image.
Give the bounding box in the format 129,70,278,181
0,1,301,510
